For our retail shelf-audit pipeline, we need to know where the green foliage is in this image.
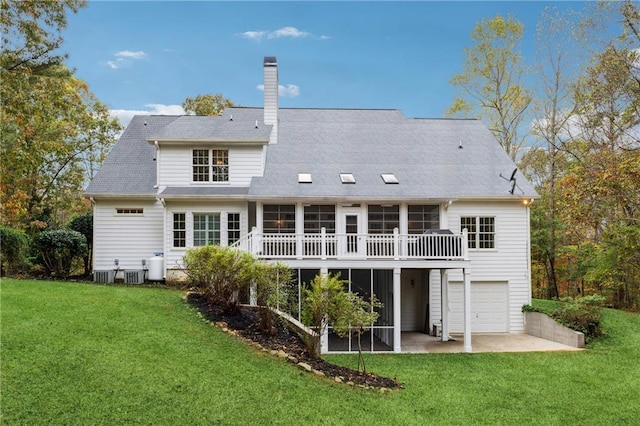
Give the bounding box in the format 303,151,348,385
253,262,294,334
0,0,87,73
0,225,29,275
183,245,255,314
332,292,381,373
301,272,382,370
31,229,87,278
1,0,120,232
301,273,348,356
67,213,93,275
182,93,234,116
552,295,606,340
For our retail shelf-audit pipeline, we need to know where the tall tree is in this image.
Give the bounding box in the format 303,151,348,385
523,7,584,298
448,15,532,160
557,0,640,308
0,0,86,72
1,0,121,232
182,93,234,116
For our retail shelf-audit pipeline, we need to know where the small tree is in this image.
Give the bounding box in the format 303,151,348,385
333,292,381,374
301,273,348,357
31,229,87,278
301,272,383,370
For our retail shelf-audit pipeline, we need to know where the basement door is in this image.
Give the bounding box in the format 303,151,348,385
449,282,508,333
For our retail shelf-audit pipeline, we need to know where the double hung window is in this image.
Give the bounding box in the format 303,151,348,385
192,149,229,182
193,213,220,246
461,216,495,249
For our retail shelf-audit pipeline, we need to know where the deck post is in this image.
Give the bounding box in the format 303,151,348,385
463,268,472,352
393,228,400,260
441,269,450,341
393,268,402,352
320,227,327,260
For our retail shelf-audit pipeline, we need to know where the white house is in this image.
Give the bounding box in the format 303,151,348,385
85,57,538,354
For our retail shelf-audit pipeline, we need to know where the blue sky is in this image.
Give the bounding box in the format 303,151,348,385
62,1,584,126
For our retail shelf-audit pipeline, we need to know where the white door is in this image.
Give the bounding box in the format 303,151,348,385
342,211,364,257
449,282,508,333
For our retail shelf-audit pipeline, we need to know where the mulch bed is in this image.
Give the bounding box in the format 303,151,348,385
186,293,401,391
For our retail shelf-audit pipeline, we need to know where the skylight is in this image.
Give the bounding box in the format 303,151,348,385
381,173,399,184
340,173,356,184
298,173,312,183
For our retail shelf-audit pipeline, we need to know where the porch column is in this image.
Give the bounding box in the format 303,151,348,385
463,268,472,352
295,203,304,259
393,268,402,353
440,269,450,341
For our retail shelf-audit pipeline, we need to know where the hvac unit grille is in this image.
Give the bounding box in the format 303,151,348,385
94,270,114,283
124,270,144,284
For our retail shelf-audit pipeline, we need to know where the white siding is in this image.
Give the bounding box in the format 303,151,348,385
158,145,264,187
437,201,531,333
93,200,164,271
163,201,249,271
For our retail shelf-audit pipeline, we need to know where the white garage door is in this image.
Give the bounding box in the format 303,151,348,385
449,282,508,333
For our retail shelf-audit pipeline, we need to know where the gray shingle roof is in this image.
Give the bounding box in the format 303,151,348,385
85,115,178,196
160,187,249,197
248,109,537,200
86,108,537,200
148,115,272,141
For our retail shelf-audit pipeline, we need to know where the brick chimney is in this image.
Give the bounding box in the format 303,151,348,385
263,56,278,144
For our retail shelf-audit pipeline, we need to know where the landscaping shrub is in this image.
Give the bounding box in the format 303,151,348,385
0,226,28,276
253,262,294,334
552,295,606,340
31,229,87,278
183,245,255,314
67,213,93,275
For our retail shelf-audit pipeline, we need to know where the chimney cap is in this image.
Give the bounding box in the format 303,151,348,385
263,56,277,66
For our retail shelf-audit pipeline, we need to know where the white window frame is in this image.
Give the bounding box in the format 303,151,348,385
460,216,496,250
192,149,229,183
193,213,221,246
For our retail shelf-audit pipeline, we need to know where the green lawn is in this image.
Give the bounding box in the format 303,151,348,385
2,279,639,425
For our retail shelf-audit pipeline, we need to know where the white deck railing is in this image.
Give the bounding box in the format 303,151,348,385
232,228,468,261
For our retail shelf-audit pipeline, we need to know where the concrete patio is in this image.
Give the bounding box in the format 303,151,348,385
401,332,584,353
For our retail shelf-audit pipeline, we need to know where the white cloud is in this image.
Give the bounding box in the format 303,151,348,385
115,50,147,59
268,26,310,39
239,30,267,41
239,26,329,41
256,84,300,98
109,104,185,127
106,50,148,69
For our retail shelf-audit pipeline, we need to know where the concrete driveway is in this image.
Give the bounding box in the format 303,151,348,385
401,332,584,353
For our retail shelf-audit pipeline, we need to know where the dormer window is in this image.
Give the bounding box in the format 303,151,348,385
193,149,229,182
340,173,355,184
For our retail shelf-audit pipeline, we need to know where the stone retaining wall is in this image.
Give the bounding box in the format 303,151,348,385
525,311,585,348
